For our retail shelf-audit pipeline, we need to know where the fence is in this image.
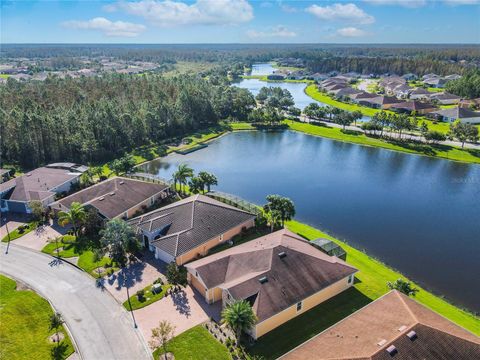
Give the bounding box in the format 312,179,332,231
207,191,261,215
127,172,173,188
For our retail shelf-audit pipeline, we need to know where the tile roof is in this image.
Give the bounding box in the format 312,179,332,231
128,195,255,258
390,101,436,111
51,177,168,219
186,229,357,322
0,167,81,202
282,290,480,360
431,107,480,119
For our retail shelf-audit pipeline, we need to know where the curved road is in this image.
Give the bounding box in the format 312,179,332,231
0,243,152,360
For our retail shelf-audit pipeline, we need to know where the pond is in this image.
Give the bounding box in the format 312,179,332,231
250,62,276,76
139,130,480,312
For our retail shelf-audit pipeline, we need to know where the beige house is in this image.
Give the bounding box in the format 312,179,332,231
50,177,169,220
282,290,480,359
185,229,357,339
128,195,256,265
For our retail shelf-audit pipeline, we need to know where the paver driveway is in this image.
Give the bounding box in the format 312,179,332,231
14,222,66,250
135,286,222,342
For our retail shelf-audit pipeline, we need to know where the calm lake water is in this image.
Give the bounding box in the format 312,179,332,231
250,62,276,75
140,130,480,312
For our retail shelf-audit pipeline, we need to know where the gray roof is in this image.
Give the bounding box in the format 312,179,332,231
429,92,461,101
0,167,81,202
128,195,255,258
431,107,480,119
51,177,168,219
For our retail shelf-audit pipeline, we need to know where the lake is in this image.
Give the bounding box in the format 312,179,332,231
139,130,480,312
250,62,276,75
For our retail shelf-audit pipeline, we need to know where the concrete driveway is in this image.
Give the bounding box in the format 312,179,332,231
0,243,152,360
135,286,222,342
14,222,66,251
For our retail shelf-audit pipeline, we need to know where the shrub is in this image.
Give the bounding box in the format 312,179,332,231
136,289,145,301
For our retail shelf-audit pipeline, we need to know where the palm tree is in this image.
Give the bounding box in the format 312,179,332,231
49,312,64,345
172,164,193,194
58,202,86,238
387,278,419,297
222,300,257,346
198,171,218,193
262,208,280,233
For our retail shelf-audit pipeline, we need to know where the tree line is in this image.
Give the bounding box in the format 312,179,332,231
0,73,255,168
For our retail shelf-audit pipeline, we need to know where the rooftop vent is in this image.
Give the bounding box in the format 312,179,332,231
99,197,105,201
278,252,287,259
398,325,407,332
109,192,115,196
386,345,397,356
406,330,417,341
259,276,268,284
119,181,125,185
377,339,387,347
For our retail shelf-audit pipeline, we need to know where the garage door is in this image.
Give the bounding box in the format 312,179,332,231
155,248,175,263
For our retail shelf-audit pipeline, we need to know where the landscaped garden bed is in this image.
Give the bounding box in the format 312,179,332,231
123,279,173,311
1,221,38,242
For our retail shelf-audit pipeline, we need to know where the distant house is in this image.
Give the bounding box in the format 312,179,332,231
429,92,461,105
402,73,418,81
50,177,170,220
0,169,12,184
459,98,480,110
185,229,357,339
324,83,347,93
444,74,461,81
0,164,86,213
282,290,480,360
409,87,432,101
390,101,437,115
350,92,378,104
309,73,328,82
334,87,363,99
429,107,480,124
392,84,412,98
360,95,400,110
422,73,439,80
424,77,447,88
128,194,256,265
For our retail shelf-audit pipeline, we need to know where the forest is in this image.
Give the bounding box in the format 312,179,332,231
0,74,255,168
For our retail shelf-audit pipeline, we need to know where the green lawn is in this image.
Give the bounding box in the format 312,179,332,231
1,221,38,242
152,325,230,360
41,235,81,258
0,74,9,79
226,122,256,131
0,275,75,360
247,220,480,359
285,120,480,164
77,250,118,278
123,283,172,311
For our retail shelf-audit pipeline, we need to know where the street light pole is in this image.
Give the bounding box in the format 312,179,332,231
124,268,138,329
4,218,11,254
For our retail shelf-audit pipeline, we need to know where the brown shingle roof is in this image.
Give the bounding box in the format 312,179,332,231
282,290,480,360
51,177,168,219
186,229,357,322
390,101,436,111
0,167,81,202
128,195,255,258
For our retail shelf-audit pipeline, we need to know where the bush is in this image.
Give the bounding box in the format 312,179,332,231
136,289,145,301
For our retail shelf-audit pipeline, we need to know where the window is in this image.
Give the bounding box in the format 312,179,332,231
296,301,303,312
348,274,354,285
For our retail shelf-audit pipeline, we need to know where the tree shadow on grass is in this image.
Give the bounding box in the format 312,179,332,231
247,287,372,360
341,129,363,136
310,121,331,128
50,342,70,360
385,139,437,156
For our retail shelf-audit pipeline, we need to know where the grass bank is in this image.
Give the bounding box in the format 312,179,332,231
240,75,313,83
285,120,480,164
248,220,480,359
153,325,230,360
0,275,75,360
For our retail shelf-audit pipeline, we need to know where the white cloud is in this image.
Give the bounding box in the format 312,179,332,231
108,0,254,27
62,17,146,37
336,26,369,37
364,0,427,8
246,25,297,39
306,3,375,24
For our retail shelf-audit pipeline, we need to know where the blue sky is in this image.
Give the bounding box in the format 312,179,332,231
2,0,479,44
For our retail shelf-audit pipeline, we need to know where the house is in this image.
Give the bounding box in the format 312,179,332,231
0,165,85,213
422,73,439,80
424,77,447,88
429,92,461,105
459,98,480,109
360,95,401,110
409,87,432,100
324,83,347,93
0,169,12,184
402,73,418,81
429,107,480,124
350,92,378,104
282,290,480,360
50,177,170,220
390,101,437,115
185,229,357,339
128,194,256,265
309,73,328,82
334,87,363,99
445,74,461,81
392,84,412,99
